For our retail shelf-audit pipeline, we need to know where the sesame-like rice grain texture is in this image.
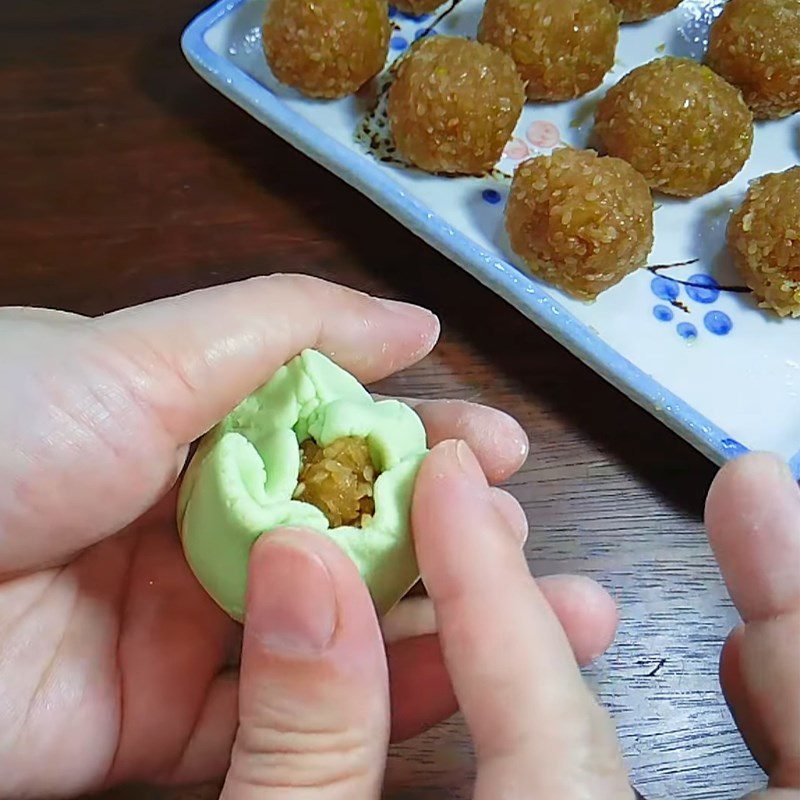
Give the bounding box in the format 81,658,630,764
263,0,390,99
392,0,445,13
728,167,800,318
706,0,800,120
610,0,681,22
505,148,654,300
478,0,619,101
387,36,526,174
594,57,754,197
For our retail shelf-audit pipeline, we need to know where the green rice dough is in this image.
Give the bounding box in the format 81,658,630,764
178,350,428,621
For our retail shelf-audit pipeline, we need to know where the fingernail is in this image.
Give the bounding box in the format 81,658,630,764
454,439,485,483
247,538,337,656
381,597,437,643
772,457,799,492
380,298,440,344
490,487,529,545
379,297,436,321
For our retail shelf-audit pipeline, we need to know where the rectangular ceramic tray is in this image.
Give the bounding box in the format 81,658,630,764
182,0,800,476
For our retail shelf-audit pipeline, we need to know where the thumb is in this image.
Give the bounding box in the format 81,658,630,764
222,528,390,800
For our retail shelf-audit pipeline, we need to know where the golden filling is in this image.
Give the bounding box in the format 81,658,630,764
296,436,377,528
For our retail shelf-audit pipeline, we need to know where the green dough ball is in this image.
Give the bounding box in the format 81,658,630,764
178,350,428,621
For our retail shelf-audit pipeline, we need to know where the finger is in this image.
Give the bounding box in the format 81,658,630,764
387,634,458,743
375,397,529,484
382,596,437,643
166,623,451,783
706,453,800,789
222,528,389,800
97,275,440,446
720,613,800,788
384,576,617,743
538,575,619,665
719,625,773,773
169,574,618,776
490,488,529,544
164,572,620,781
165,671,240,785
413,441,631,799
705,453,800,622
382,578,617,666
0,308,84,323
169,576,618,778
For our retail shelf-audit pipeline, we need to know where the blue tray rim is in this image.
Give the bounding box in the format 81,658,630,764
181,0,800,480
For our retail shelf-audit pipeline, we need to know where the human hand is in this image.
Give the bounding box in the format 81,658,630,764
221,436,629,800
706,453,800,798
220,446,800,800
0,275,617,798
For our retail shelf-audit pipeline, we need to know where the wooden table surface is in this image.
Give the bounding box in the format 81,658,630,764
1,1,764,798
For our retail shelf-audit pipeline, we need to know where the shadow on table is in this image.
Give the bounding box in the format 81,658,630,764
133,31,716,519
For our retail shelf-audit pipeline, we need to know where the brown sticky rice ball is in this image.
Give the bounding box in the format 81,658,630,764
262,0,389,99
727,167,800,318
478,0,619,101
610,0,681,22
297,437,377,528
505,148,654,300
706,0,800,120
594,57,754,197
392,0,444,14
387,36,525,175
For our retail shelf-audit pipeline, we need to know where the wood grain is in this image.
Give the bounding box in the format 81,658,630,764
0,1,764,797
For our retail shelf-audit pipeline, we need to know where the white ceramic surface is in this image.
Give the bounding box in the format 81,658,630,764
182,0,800,475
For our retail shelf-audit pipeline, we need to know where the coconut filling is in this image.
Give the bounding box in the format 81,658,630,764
294,436,378,528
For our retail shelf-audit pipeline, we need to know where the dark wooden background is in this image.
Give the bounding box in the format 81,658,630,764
0,1,763,797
